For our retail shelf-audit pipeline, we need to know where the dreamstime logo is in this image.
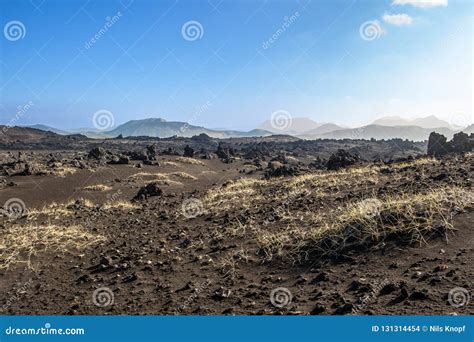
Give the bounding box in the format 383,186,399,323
2,198,27,219
270,287,292,308
84,12,123,49
3,21,26,41
357,198,383,218
2,278,33,312
174,279,211,314
262,11,300,49
92,287,114,307
2,100,34,134
92,110,115,131
270,110,292,131
181,198,203,218
450,112,470,128
359,20,384,41
448,287,470,308
353,278,390,313
181,20,204,41
179,100,212,135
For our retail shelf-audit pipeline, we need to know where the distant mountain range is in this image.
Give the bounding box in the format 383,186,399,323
26,124,70,136
258,117,335,135
20,114,472,141
303,124,456,141
25,118,273,139
371,115,460,130
106,118,272,138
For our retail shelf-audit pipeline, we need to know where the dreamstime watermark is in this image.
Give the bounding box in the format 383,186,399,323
83,189,123,230
92,287,114,307
359,20,385,41
3,20,26,41
179,100,213,135
349,127,364,139
450,112,470,129
5,323,85,336
181,20,204,41
270,110,292,131
1,278,33,312
174,279,211,314
352,278,390,313
84,12,123,49
92,109,115,130
448,287,470,308
356,198,383,219
1,101,34,134
181,198,203,218
1,198,28,219
262,11,300,49
270,287,293,308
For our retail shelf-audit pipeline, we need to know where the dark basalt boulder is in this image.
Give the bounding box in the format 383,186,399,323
108,155,130,165
264,161,300,178
326,149,359,170
183,145,194,158
427,132,450,157
88,147,108,159
127,150,148,161
216,143,235,163
133,182,163,201
146,145,158,160
428,131,474,157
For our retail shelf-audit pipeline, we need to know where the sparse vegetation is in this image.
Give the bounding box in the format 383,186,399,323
102,200,141,210
175,157,205,166
83,184,112,191
129,171,196,181
162,161,178,167
0,224,105,270
256,186,473,262
52,166,77,177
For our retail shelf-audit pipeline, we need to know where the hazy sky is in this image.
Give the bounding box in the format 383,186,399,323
0,0,472,130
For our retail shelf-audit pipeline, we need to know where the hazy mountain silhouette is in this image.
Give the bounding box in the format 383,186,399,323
309,124,456,141
258,117,322,134
105,118,272,138
25,124,70,135
372,115,457,129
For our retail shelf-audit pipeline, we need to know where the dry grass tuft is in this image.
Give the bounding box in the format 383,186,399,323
0,224,105,269
128,171,196,182
204,178,265,212
52,167,77,178
162,161,178,167
256,186,473,262
27,199,96,220
391,157,439,170
102,200,141,210
169,171,197,180
83,184,112,191
175,157,205,166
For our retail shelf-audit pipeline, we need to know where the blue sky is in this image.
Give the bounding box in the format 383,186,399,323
0,0,472,130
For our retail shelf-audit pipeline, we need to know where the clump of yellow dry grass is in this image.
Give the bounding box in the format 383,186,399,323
0,224,105,269
128,171,196,182
102,200,140,210
52,166,77,178
390,157,439,170
27,199,95,220
203,165,380,215
204,178,265,212
175,157,205,166
256,186,473,262
170,171,197,180
83,184,112,191
162,161,178,167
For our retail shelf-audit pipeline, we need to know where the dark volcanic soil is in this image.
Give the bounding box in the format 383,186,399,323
0,134,472,315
